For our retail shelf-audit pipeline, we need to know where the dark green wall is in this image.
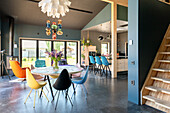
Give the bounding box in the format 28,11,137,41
117,5,128,21
14,24,81,56
1,15,10,54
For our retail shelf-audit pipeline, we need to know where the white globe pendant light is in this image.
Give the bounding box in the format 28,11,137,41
38,0,71,18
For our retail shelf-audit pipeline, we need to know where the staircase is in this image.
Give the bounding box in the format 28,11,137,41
141,25,170,113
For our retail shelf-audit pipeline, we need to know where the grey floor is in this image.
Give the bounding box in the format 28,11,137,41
0,71,164,113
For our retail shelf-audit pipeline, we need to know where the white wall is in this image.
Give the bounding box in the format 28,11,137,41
117,32,128,54
81,30,111,53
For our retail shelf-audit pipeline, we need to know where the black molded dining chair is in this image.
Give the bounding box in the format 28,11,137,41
53,69,73,110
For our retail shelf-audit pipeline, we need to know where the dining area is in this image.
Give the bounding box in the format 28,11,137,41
8,50,89,110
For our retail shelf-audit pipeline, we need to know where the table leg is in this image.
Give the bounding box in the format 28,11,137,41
47,76,54,100
40,75,46,97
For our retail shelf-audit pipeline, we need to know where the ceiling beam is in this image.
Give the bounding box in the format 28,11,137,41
102,0,128,7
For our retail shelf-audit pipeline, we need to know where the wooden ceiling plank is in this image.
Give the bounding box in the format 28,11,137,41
102,0,128,7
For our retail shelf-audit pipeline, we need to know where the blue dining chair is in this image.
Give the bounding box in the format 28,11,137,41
101,56,111,77
89,56,96,74
35,59,46,67
58,59,68,66
71,66,89,99
95,56,103,75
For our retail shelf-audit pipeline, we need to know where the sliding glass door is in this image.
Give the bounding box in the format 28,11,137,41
39,41,51,66
21,40,37,68
20,39,78,67
53,41,65,59
66,42,77,65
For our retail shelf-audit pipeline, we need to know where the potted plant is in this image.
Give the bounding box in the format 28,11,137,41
81,54,85,60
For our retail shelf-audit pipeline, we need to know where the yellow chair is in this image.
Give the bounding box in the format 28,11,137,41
49,74,59,79
24,69,49,108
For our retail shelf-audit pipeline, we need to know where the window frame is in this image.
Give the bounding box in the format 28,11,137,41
19,38,79,67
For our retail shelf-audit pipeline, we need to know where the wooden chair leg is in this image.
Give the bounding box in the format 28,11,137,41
24,89,32,104
33,90,36,108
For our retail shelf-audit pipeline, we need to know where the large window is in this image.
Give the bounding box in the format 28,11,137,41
39,41,51,66
20,39,78,67
21,40,37,68
53,41,65,59
101,43,109,55
66,42,77,65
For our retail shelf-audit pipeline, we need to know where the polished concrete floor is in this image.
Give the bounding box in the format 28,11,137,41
0,71,164,113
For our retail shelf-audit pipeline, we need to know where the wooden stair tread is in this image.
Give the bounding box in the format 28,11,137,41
158,60,170,63
167,37,170,39
151,77,170,83
159,52,170,54
153,68,170,72
145,86,170,94
165,44,170,47
143,95,170,109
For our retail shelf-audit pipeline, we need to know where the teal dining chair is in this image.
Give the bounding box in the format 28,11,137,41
101,56,111,77
35,59,46,67
71,66,89,99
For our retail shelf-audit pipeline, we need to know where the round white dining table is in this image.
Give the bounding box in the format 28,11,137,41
31,65,83,100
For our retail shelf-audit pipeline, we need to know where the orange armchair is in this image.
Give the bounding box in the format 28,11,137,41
9,60,30,78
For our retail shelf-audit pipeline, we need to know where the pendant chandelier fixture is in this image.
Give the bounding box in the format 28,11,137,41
38,0,71,18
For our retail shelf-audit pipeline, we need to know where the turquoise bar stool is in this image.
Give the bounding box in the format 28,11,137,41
101,56,111,77
89,56,96,74
95,56,103,75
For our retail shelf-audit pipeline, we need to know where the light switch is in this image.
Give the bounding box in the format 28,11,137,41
14,44,17,48
129,40,133,45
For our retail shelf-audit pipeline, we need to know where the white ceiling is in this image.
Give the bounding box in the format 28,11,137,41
83,20,128,33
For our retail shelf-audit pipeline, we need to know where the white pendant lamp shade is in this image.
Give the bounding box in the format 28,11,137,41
38,0,71,18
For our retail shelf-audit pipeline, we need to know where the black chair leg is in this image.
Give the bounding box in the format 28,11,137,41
102,66,104,75
95,65,99,75
108,66,111,75
67,93,73,106
106,66,107,77
66,88,73,106
99,65,101,75
71,84,78,99
55,90,58,96
55,91,60,110
65,89,68,98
